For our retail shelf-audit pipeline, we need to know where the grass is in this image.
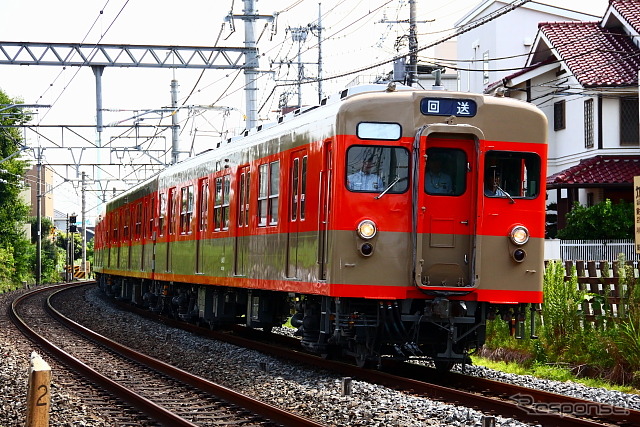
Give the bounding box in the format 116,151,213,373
471,355,640,395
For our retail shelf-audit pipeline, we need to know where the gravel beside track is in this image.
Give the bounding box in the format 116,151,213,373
2,283,639,426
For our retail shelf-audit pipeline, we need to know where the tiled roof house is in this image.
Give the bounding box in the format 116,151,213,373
484,0,640,233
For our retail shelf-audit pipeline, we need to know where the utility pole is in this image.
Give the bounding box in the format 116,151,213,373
408,0,418,86
290,26,309,108
170,79,180,164
81,172,87,277
36,147,42,286
316,3,324,103
381,0,430,86
225,0,274,129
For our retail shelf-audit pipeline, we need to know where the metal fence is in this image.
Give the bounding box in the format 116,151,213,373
559,239,639,262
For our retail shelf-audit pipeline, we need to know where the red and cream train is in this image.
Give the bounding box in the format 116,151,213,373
94,84,547,368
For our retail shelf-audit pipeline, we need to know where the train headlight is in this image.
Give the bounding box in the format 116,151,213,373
509,225,529,245
356,220,377,239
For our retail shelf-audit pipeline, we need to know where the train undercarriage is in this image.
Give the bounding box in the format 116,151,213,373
98,274,534,370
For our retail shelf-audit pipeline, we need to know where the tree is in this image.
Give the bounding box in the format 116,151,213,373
0,89,31,289
557,199,634,240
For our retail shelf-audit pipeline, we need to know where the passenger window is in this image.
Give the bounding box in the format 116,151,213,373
346,145,409,193
425,148,466,196
484,151,541,198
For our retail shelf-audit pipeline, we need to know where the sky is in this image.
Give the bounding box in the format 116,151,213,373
0,0,608,222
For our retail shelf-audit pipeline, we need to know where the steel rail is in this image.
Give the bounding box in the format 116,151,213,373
10,283,198,426
47,283,323,427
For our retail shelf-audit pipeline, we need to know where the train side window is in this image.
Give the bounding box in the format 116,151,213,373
258,161,280,226
168,188,177,235
425,148,466,196
198,178,209,232
269,161,280,225
180,185,194,234
258,164,268,226
301,156,307,220
222,175,230,230
135,202,142,240
484,151,541,198
346,145,409,193
159,193,166,236
123,207,130,241
238,169,250,227
148,197,155,238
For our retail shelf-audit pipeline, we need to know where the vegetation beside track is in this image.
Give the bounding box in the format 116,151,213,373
483,257,640,391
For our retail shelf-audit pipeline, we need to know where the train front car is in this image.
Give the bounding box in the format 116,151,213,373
296,87,547,369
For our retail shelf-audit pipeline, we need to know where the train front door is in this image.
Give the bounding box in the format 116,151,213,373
414,128,479,290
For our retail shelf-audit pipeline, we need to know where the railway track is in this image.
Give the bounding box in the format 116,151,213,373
10,282,321,427
93,283,640,427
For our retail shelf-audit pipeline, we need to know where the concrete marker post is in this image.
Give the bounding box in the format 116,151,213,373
25,352,51,427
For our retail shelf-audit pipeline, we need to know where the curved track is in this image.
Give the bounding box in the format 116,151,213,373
102,286,639,427
10,283,321,427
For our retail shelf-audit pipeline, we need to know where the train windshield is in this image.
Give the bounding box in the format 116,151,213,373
484,151,541,198
425,147,467,196
346,145,409,193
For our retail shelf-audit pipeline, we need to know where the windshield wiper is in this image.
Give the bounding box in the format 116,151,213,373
375,176,406,199
496,184,516,204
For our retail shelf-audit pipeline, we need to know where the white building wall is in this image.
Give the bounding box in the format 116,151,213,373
456,1,599,94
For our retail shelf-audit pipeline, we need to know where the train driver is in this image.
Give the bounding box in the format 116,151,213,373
484,167,506,197
425,155,453,195
347,156,384,191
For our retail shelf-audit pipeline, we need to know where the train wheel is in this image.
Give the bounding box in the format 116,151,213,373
434,360,454,373
354,344,373,368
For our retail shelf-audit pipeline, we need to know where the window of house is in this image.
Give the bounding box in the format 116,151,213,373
180,185,194,234
620,97,639,146
584,98,594,148
483,51,489,84
553,100,565,131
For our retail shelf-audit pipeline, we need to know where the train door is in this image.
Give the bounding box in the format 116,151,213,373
414,129,478,289
148,196,156,275
318,141,332,280
196,178,209,274
287,150,307,278
166,187,176,272
234,166,250,276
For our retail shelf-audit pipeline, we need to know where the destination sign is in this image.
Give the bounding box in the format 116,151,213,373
420,98,477,117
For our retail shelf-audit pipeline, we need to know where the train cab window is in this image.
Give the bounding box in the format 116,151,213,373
425,148,466,196
346,146,409,193
484,151,541,198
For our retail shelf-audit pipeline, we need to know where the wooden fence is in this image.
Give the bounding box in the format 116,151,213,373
561,260,638,324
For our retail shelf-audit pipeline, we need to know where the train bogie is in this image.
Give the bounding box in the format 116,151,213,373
95,84,547,369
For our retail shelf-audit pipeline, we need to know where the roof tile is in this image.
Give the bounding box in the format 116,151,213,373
539,20,640,87
547,155,640,186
